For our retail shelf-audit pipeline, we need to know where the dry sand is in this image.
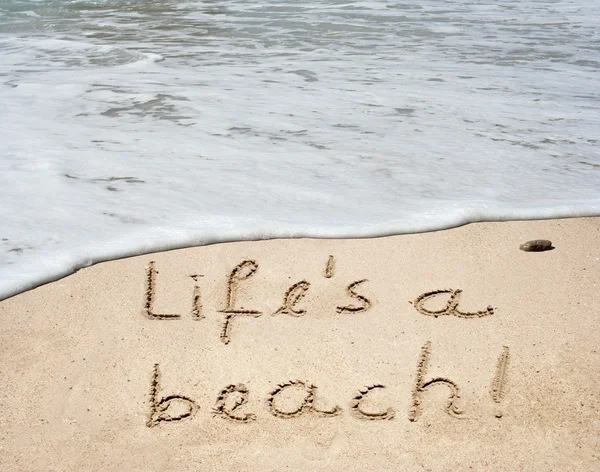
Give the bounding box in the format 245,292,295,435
1,217,599,471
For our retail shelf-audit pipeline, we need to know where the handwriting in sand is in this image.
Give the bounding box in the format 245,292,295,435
146,342,510,427
142,257,505,428
142,258,494,344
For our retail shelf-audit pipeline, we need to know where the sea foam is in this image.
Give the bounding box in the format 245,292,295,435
0,0,598,299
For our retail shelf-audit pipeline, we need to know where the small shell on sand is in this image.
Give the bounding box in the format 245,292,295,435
519,239,553,252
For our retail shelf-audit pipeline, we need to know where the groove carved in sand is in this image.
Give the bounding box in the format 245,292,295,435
273,280,310,317
218,260,263,344
336,279,372,314
412,289,494,319
267,380,341,418
190,274,203,320
350,384,395,420
408,341,463,422
213,384,256,422
143,261,181,320
491,346,510,404
147,364,198,428
324,255,335,278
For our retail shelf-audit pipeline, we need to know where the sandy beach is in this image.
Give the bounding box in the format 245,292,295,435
0,217,598,471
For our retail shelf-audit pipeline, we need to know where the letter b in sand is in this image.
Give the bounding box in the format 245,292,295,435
147,364,198,427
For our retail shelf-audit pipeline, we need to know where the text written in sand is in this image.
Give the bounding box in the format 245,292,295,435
142,258,495,344
146,342,510,427
141,257,504,428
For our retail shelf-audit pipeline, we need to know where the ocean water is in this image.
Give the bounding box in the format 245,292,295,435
0,0,598,300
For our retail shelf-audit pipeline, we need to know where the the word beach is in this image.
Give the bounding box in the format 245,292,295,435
142,257,508,428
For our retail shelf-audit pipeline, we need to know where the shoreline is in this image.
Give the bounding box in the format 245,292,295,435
2,212,600,302
1,216,599,471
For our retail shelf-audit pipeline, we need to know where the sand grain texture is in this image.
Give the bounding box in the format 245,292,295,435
1,218,599,471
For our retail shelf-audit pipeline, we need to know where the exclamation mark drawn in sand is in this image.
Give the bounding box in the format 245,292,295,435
218,260,262,344
143,261,181,320
324,255,335,278
491,346,510,418
190,274,203,320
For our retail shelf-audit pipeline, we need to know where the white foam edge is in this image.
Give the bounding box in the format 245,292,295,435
1,202,598,301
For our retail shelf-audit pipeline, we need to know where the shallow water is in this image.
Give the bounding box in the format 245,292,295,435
0,0,599,299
